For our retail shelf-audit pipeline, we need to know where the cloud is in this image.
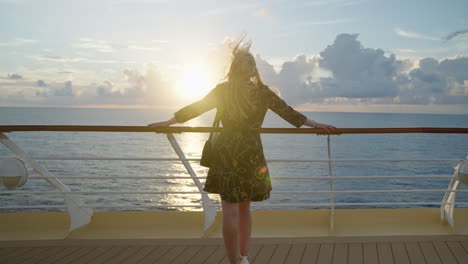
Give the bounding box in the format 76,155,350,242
255,54,278,84
277,55,319,102
256,33,468,106
0,38,37,47
76,38,118,53
75,38,167,53
397,57,468,104
32,55,118,64
120,64,178,106
394,27,439,40
36,80,47,87
96,81,119,96
2,33,468,110
444,29,468,41
7,73,23,79
317,33,400,98
32,55,84,63
53,81,74,96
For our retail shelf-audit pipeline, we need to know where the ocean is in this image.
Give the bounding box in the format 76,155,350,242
0,107,467,212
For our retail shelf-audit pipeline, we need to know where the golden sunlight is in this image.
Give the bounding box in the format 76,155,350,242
175,63,217,101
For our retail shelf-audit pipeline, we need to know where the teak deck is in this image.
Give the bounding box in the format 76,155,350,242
1,236,467,264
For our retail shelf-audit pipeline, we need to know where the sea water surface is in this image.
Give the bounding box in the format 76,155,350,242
0,107,467,211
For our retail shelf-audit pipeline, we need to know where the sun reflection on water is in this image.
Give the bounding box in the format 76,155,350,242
158,132,210,211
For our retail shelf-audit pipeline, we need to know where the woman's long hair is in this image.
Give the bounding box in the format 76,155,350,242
223,39,266,121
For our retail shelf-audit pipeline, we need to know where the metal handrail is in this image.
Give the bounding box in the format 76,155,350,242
1,202,463,210
1,125,468,134
24,174,453,180
2,189,467,195
1,155,462,162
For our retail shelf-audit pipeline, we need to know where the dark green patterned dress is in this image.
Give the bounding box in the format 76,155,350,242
174,81,307,203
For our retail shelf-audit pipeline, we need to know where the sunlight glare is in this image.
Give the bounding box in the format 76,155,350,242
175,63,217,101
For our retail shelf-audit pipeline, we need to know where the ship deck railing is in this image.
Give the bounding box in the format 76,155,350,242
0,125,467,232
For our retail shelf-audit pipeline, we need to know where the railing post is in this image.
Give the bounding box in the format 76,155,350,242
327,135,334,232
0,133,93,232
440,159,465,227
165,133,216,234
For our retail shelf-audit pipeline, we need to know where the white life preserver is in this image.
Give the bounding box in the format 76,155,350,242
0,158,29,189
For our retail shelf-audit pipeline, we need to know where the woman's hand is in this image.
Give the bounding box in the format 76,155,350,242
147,117,177,128
314,122,339,134
304,118,339,134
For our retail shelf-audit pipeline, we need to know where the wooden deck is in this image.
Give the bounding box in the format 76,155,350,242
1,236,468,264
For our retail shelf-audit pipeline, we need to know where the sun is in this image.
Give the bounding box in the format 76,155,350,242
175,63,217,101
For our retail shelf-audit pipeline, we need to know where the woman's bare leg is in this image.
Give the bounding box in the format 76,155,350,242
222,200,239,264
239,200,251,257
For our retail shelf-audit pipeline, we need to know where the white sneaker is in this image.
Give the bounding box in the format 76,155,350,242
240,256,250,264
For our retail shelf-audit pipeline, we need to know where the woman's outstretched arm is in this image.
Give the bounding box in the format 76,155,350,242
147,85,220,127
264,86,338,133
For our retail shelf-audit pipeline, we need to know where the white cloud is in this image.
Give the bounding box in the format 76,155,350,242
394,27,439,41
76,38,117,53
75,38,167,53
32,55,118,64
0,38,37,47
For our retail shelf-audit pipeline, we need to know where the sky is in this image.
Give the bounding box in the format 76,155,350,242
1,0,468,114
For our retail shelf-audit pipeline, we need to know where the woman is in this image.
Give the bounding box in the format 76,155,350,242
148,41,337,264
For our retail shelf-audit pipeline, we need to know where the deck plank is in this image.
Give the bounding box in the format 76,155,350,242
246,244,263,264
6,247,50,264
269,244,292,264
22,246,65,264
202,246,225,264
68,247,112,264
154,245,186,264
431,242,457,264
391,242,410,264
252,244,277,264
363,243,378,264
189,245,218,264
446,241,468,264
38,246,83,264
348,243,363,264
138,246,171,264
171,245,202,264
316,243,334,264
119,246,157,264
58,247,95,264
332,243,348,264
419,242,442,264
0,247,34,263
103,246,141,264
284,243,306,264
461,240,468,252
300,243,320,264
377,242,394,264
87,246,127,264
405,242,426,264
